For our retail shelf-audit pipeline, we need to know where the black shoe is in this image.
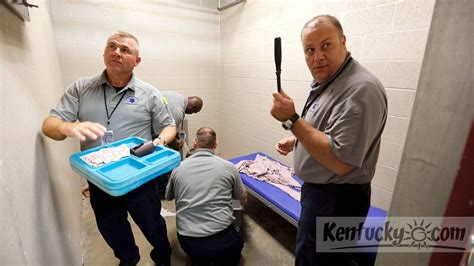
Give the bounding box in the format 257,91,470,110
119,255,140,266
153,258,171,266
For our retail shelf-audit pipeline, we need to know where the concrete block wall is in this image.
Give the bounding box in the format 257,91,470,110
49,0,220,143
219,0,435,210
377,0,474,263
0,0,82,264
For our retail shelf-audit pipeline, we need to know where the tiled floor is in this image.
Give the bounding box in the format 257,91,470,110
82,194,297,266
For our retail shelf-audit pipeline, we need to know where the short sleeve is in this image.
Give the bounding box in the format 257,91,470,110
49,82,81,122
324,83,387,167
151,91,176,134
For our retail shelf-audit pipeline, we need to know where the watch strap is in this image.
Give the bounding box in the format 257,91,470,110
155,136,167,146
281,113,300,130
289,113,300,123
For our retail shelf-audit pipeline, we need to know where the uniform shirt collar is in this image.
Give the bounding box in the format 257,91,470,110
100,70,137,91
189,148,215,158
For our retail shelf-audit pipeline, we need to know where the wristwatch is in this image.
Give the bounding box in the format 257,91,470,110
282,113,300,130
154,136,167,146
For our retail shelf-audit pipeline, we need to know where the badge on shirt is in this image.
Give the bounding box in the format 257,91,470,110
125,96,138,105
177,130,186,141
101,130,114,145
309,100,319,113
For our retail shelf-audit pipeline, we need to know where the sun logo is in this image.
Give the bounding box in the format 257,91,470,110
404,219,434,250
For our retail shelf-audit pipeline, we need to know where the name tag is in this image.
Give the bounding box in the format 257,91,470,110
309,101,319,113
177,130,186,141
101,130,114,145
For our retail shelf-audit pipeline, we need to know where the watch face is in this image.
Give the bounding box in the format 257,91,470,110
282,121,292,130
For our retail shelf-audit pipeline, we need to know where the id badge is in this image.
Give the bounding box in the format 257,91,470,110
101,130,114,145
178,130,186,141
309,100,319,113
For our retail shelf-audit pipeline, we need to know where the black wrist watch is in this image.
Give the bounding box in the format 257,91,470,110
282,113,300,130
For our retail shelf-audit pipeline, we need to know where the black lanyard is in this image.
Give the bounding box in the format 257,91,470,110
103,84,127,127
301,57,353,118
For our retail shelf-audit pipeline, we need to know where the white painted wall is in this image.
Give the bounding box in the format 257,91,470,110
219,0,435,210
0,0,82,264
49,0,220,142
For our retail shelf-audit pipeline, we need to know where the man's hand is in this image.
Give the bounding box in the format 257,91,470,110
275,136,296,156
42,116,106,141
59,121,106,141
152,126,177,147
271,89,296,122
240,190,248,205
168,139,184,150
153,137,166,146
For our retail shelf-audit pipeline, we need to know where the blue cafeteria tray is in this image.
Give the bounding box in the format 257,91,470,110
70,136,180,196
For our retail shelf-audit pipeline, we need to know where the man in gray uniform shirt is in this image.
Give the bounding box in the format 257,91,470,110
160,91,203,151
271,15,387,266
155,91,203,198
42,31,175,266
166,127,246,265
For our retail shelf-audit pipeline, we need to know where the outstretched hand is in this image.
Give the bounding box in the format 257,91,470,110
59,121,106,141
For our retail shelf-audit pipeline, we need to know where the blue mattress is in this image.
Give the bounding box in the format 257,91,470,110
229,152,303,222
230,152,388,264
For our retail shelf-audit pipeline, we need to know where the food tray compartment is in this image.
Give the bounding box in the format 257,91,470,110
97,157,147,181
144,149,176,164
69,136,180,196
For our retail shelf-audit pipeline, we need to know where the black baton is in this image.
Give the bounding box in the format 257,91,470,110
274,37,282,93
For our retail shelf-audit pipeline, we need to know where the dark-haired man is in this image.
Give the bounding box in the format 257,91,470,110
160,91,203,152
165,127,246,265
155,91,203,198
